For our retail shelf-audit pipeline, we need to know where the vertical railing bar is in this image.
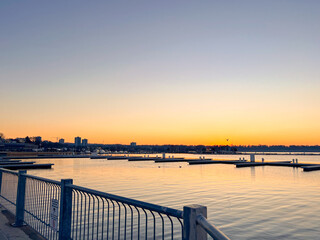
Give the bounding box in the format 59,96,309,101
93,195,100,240
167,215,174,240
39,180,44,235
142,208,148,240
100,197,105,240
121,203,127,240
54,183,58,240
28,178,34,229
83,191,87,239
128,205,133,240
51,183,55,240
55,183,61,240
157,213,165,240
86,192,91,240
40,181,47,237
71,190,76,239
134,206,140,240
91,194,95,240
79,190,84,240
177,217,184,239
116,201,121,240
35,179,41,233
111,200,115,240
149,210,156,240
74,190,79,240
44,182,51,239
49,183,54,240
73,190,78,240
106,198,110,240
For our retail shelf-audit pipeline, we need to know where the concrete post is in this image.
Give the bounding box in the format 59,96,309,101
250,154,255,162
183,204,207,240
13,170,27,227
59,179,73,240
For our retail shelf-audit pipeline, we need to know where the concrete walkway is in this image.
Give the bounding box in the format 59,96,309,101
0,205,34,240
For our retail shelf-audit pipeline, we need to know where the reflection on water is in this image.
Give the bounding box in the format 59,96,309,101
26,154,320,239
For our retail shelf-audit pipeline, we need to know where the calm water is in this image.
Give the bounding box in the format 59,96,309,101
26,154,320,239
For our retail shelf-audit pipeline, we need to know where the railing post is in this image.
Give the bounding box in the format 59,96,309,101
183,204,207,240
59,179,73,240
13,170,27,227
0,170,2,194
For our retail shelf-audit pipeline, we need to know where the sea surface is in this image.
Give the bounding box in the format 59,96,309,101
26,153,320,239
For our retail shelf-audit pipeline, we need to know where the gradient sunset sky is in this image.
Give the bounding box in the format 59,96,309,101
1,1,320,145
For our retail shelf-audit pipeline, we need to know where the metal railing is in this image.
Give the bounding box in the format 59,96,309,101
70,184,183,240
0,169,230,240
0,169,18,214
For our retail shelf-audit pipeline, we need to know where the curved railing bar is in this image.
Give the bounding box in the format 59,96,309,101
67,184,183,218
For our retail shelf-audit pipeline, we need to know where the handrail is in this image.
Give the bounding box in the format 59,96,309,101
23,173,61,185
0,168,18,175
68,183,184,218
196,214,230,240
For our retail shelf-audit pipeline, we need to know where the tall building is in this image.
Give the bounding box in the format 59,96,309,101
82,139,88,147
75,136,81,147
59,138,65,144
130,142,137,146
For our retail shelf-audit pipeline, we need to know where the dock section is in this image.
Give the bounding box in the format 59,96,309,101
2,163,54,170
302,165,320,172
189,160,247,165
236,161,313,168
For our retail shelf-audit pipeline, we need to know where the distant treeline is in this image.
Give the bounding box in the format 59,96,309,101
235,145,320,152
2,136,320,153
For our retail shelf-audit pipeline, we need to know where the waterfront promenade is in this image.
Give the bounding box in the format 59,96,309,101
0,205,32,240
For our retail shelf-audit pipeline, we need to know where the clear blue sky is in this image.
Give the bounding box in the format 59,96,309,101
1,1,320,145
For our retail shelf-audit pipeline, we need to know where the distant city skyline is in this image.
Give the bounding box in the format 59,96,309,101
1,1,320,145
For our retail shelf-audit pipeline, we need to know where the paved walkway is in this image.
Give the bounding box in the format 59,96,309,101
0,206,31,240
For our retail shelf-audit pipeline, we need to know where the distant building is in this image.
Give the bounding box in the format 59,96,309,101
130,142,137,147
34,136,42,144
82,139,88,147
75,137,81,147
59,138,65,144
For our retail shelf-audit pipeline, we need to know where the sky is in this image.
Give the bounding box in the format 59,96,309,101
1,1,320,145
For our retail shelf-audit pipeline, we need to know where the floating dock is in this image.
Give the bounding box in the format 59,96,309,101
189,159,247,165
154,158,206,163
235,161,313,168
1,163,54,170
128,158,159,161
3,155,90,160
0,161,35,165
90,156,109,159
302,165,320,172
129,157,185,162
107,156,129,160
185,157,320,172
